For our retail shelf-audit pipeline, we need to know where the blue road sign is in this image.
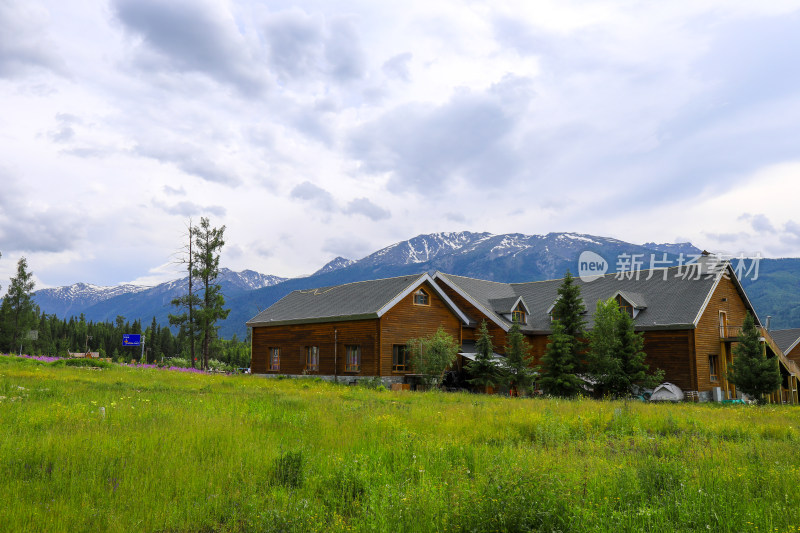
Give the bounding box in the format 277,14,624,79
123,334,141,346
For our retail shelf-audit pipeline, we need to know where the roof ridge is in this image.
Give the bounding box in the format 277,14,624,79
509,261,730,285
437,271,514,286
291,272,425,294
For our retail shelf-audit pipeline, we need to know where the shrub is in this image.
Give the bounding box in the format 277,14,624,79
322,460,367,516
59,358,112,369
271,450,304,489
358,377,384,389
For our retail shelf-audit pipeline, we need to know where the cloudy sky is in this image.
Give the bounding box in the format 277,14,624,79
2,0,800,290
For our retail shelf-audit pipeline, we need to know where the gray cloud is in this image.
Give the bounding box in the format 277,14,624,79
262,9,324,82
345,197,390,221
703,231,749,244
348,78,529,193
289,107,334,146
111,0,266,95
484,11,800,216
47,113,81,143
290,182,391,221
782,221,800,246
253,244,274,259
445,212,466,223
696,12,800,111
135,143,241,186
382,53,412,81
163,185,186,196
0,2,65,79
739,213,777,234
62,147,114,159
0,170,83,253
262,9,365,84
324,17,365,82
152,199,226,217
289,181,336,212
322,236,371,260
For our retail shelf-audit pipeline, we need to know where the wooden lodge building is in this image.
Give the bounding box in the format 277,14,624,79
246,260,799,402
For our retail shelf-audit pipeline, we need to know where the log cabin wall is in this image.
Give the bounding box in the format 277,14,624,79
694,275,750,393
433,279,509,351
524,334,550,368
251,319,379,376
641,329,694,391
379,281,463,377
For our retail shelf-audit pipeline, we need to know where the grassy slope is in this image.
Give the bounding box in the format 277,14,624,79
2,356,800,532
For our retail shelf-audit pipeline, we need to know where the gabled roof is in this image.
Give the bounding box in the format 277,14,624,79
613,291,647,309
488,296,529,314
435,261,758,334
246,273,470,327
770,328,800,354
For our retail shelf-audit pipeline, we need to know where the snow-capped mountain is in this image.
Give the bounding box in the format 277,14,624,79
34,268,286,321
313,257,356,276
353,231,656,281
33,282,151,317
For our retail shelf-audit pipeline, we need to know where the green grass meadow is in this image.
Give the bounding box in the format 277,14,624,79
2,355,800,532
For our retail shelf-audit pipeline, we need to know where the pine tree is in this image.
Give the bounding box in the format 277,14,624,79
170,219,200,368
466,320,501,392
728,312,781,402
4,257,36,354
587,298,624,397
550,270,587,375
502,323,536,396
617,308,663,391
193,217,230,370
587,298,661,397
538,320,584,397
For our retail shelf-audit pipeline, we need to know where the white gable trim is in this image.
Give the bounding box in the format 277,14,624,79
432,272,511,332
611,290,646,309
511,296,530,315
786,336,800,355
376,273,471,325
692,263,762,328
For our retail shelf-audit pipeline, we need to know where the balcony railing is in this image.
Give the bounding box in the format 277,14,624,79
719,326,742,339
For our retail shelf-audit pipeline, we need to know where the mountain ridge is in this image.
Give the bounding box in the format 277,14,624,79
30,231,800,337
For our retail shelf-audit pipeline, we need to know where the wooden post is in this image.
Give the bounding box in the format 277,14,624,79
720,341,729,399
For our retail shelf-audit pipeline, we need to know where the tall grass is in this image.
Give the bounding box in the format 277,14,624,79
2,354,800,532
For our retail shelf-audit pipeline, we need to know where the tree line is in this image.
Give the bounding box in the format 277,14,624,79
0,217,250,370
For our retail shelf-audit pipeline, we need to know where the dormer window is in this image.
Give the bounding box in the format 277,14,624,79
615,294,633,317
413,288,429,306
512,303,526,324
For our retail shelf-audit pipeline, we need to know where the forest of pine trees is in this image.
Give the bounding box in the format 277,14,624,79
0,307,251,369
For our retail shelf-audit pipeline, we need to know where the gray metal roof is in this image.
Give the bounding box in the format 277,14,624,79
770,328,800,354
436,263,750,334
616,291,647,309
246,258,759,335
488,296,525,314
246,273,470,327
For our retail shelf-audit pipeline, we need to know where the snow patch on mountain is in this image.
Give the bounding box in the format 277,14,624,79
313,257,356,276
38,282,151,306
363,231,495,266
